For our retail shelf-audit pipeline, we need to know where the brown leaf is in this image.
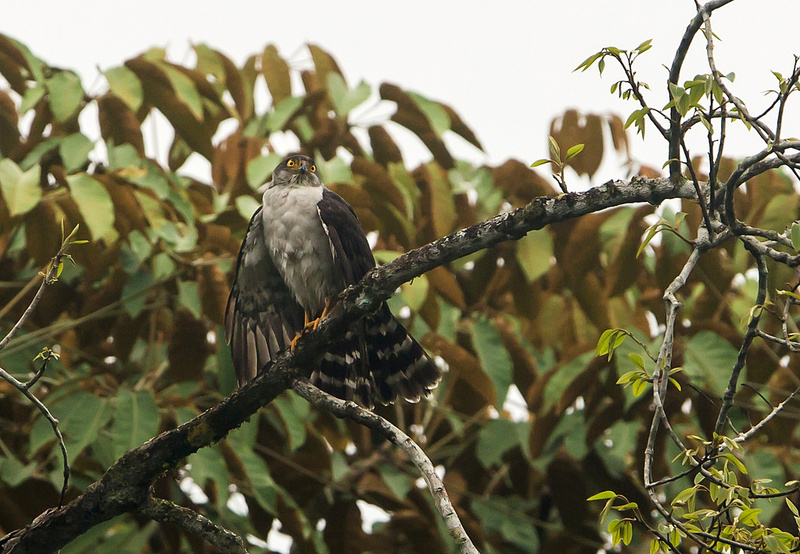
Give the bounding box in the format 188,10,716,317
546,450,602,542
308,43,344,89
352,157,407,216
197,261,228,326
214,48,251,120
416,163,456,241
261,44,291,104
95,174,148,237
380,83,454,169
426,265,466,309
604,206,652,297
550,110,604,178
211,128,266,196
494,315,538,394
97,93,145,156
0,88,20,156
166,311,210,384
442,104,482,150
323,499,368,553
424,333,494,409
23,202,61,266
492,159,556,204
0,34,32,93
607,112,629,158
368,125,403,166
168,135,192,171
126,57,223,160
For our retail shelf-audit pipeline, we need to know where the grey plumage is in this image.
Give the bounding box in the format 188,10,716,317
225,154,441,408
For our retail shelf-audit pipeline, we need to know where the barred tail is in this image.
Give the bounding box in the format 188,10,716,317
365,304,441,405
310,303,441,408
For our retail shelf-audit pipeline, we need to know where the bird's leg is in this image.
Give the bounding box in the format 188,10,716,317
290,300,334,351
307,299,334,331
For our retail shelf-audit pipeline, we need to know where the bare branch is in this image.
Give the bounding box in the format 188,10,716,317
292,379,479,554
667,0,735,180
138,497,248,554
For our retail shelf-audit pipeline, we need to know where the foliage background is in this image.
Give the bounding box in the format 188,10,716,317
0,20,798,554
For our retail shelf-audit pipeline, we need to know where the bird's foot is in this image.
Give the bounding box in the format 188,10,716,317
290,317,322,351
291,301,333,351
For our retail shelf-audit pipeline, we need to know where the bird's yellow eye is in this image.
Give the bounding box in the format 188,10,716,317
309,164,317,173
286,159,296,167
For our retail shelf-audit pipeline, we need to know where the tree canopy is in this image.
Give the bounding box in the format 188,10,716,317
1,1,800,553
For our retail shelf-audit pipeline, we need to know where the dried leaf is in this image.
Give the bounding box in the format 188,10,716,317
262,44,291,104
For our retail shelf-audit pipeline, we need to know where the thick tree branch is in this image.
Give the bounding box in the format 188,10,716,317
0,176,698,554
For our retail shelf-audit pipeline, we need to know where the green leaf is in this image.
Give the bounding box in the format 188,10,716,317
273,391,310,452
160,64,203,121
104,65,143,111
19,83,46,113
111,389,160,459
596,329,627,359
326,72,348,116
542,352,594,413
627,352,646,371
472,497,539,552
530,158,551,168
566,143,585,158
46,71,84,122
548,135,561,162
266,95,303,132
401,275,429,312
515,230,553,282
35,391,110,463
635,39,653,54
378,464,412,500
0,159,41,216
66,174,116,240
121,268,155,318
0,456,37,487
738,507,762,527
476,419,526,468
59,133,94,173
470,319,513,407
575,51,602,72
683,331,739,391
246,154,281,190
235,195,261,220
792,223,800,252
587,490,618,501
178,280,202,319
409,91,450,136
761,193,799,232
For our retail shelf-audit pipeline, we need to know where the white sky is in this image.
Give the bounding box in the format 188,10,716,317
4,1,798,182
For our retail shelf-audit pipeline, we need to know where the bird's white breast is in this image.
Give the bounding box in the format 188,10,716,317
260,184,342,315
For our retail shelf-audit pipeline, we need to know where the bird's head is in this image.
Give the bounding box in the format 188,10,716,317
271,155,322,187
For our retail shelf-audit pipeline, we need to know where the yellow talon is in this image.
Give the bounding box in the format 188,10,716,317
290,301,334,351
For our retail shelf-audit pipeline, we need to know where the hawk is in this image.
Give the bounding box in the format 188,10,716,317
225,154,441,408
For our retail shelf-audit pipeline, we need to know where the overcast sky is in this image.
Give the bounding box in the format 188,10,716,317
3,1,797,180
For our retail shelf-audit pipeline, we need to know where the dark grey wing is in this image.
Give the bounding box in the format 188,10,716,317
315,188,441,406
316,188,376,285
225,206,305,386
313,189,375,405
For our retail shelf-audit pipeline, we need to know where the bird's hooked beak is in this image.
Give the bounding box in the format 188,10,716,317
298,160,309,174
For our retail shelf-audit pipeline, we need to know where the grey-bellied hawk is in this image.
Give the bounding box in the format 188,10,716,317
225,154,441,408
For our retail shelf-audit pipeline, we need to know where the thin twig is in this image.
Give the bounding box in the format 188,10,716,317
291,379,479,554
713,244,767,437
